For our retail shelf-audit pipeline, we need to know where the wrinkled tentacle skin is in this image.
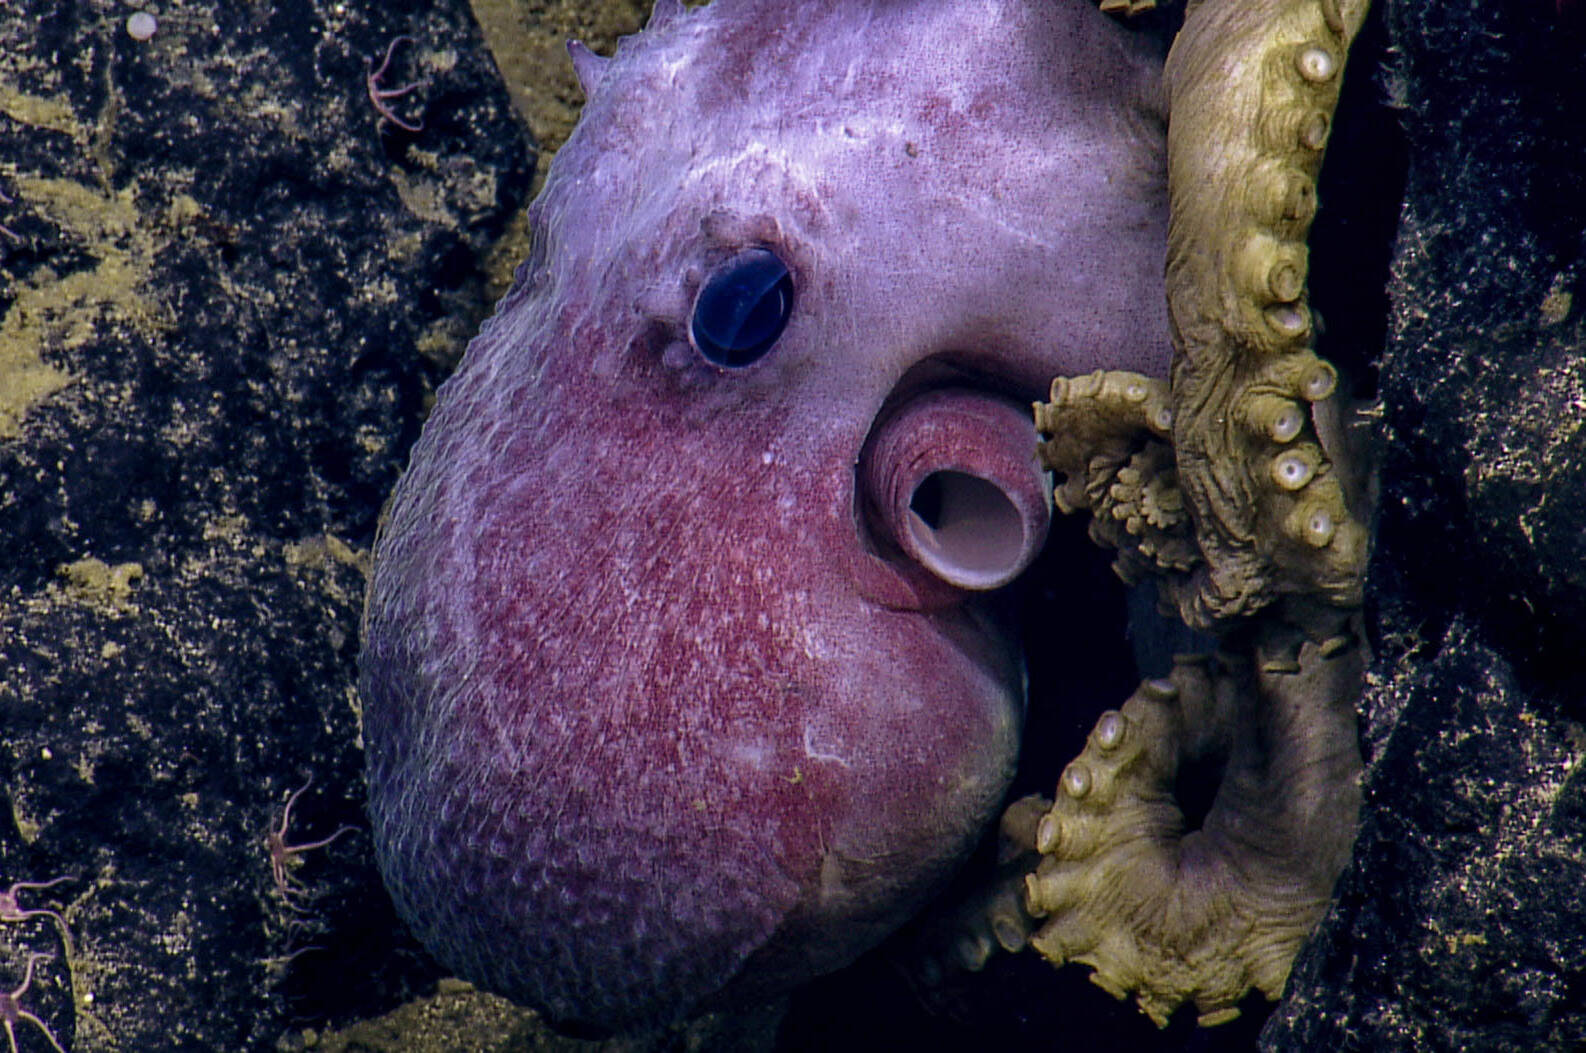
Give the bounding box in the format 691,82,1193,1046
1035,370,1201,602
1162,0,1373,627
1010,0,1378,1019
1027,374,1366,1025
1022,616,1363,1027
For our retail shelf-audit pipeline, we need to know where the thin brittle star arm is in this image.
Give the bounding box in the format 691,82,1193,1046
366,35,425,133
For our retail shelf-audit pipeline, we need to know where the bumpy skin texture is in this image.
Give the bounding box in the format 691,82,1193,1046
1161,0,1373,628
360,0,1171,1031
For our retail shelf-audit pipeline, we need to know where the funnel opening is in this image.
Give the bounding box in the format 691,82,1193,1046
906,470,1027,589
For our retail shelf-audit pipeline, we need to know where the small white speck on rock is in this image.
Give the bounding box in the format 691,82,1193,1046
127,11,158,41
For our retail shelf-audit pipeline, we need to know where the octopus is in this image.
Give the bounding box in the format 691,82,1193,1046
359,0,1375,1036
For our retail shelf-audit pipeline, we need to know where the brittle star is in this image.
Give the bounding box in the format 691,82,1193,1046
0,955,67,1053
267,776,356,908
0,878,72,956
366,35,425,133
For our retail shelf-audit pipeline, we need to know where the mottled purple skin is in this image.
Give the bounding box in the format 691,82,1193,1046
361,0,1169,1031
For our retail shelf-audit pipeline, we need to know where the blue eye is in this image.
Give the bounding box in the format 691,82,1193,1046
689,249,794,368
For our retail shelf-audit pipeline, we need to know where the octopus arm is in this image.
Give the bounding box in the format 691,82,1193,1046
1021,618,1363,1027
1162,0,1374,626
973,0,1380,1025
1018,366,1367,1025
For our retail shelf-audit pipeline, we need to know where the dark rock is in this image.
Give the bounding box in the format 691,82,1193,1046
0,1,532,1048
1264,1,1586,1049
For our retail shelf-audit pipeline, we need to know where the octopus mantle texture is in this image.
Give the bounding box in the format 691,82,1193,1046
361,0,1173,1032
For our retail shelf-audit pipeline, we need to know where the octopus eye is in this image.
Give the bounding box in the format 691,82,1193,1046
689,248,794,368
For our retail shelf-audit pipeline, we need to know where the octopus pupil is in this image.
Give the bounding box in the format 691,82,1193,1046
690,248,794,368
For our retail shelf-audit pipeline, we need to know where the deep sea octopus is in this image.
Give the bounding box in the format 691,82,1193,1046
360,0,1172,1031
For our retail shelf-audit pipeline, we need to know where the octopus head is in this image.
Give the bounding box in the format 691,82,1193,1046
360,0,1169,1030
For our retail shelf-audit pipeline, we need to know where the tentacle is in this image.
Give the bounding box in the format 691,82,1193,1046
1161,0,1374,628
1019,0,1377,1017
1031,368,1368,1025
912,795,1048,981
1034,370,1201,605
1022,613,1363,1026
1098,0,1163,15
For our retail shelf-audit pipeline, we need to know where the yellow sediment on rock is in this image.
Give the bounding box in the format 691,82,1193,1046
305,975,783,1052
56,557,146,612
0,177,180,438
466,0,652,304
467,0,650,161
284,532,366,572
0,86,75,437
0,71,185,438
0,328,70,440
0,85,79,137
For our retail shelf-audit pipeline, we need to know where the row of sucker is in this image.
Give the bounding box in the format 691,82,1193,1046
1018,615,1363,1028
1160,0,1373,629
910,796,1047,984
